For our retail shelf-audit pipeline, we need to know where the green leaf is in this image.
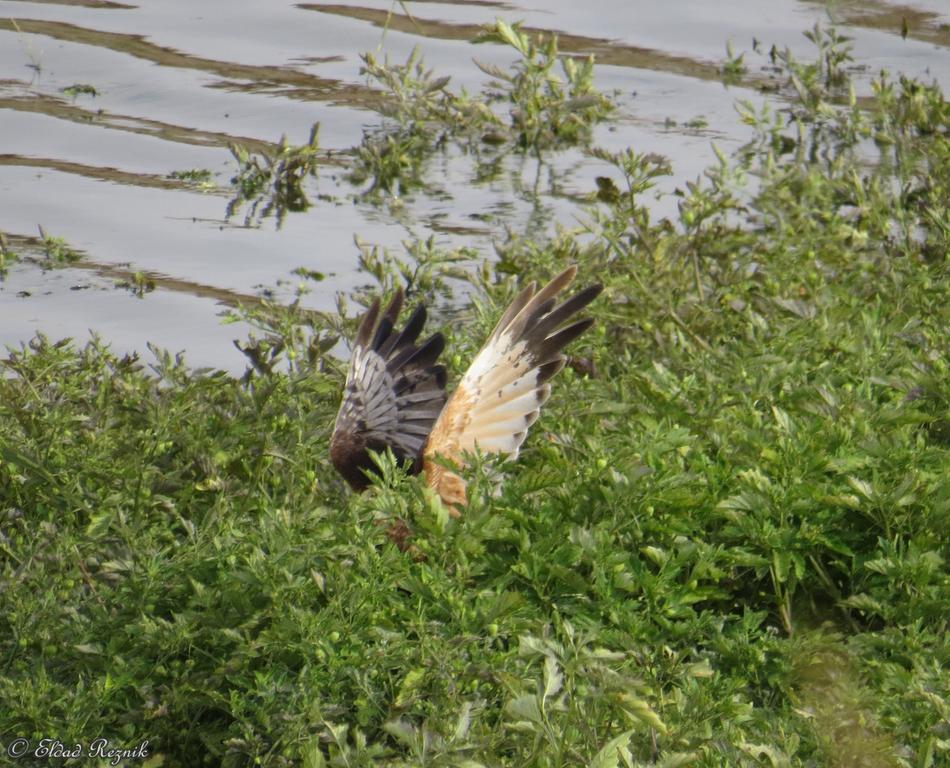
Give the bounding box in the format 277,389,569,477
589,728,635,768
492,19,530,57
542,654,563,703
394,668,426,708
506,694,543,725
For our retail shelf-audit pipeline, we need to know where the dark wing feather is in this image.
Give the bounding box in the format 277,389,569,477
331,289,447,490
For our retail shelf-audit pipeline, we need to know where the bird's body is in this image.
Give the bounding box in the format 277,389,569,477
330,266,601,507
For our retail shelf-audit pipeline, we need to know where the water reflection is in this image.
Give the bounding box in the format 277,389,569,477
0,0,945,370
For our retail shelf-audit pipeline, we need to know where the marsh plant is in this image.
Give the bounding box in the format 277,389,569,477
0,230,18,278
360,47,464,135
227,122,322,226
2,20,948,768
350,46,496,196
473,20,613,150
350,235,473,309
349,129,433,197
169,167,215,192
349,21,613,198
221,278,341,383
116,270,156,298
236,21,612,205
37,225,82,267
0,229,80,279
60,82,99,98
721,41,747,83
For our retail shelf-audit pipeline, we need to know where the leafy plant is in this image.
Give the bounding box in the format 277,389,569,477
169,168,215,190
61,83,99,98
722,41,747,82
349,129,431,197
37,225,82,266
348,22,613,198
360,47,470,135
222,279,341,383
474,19,613,151
116,270,156,298
0,230,19,278
349,235,473,309
227,123,322,226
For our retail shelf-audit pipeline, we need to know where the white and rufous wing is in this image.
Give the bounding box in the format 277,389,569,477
423,266,602,508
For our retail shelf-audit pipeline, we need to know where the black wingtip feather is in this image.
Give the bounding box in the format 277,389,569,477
536,358,566,385
396,304,427,349
523,297,558,336
368,288,405,351
404,333,445,370
572,283,604,311
383,287,405,325
355,298,381,349
534,284,602,339
386,331,439,373
371,317,395,352
539,317,595,362
378,303,425,359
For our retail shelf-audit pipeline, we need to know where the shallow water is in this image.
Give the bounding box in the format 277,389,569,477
1,0,947,371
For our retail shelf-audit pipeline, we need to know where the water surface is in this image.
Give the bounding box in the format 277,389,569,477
1,0,947,370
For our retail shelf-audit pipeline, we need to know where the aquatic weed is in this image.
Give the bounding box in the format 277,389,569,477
115,270,155,298
722,41,747,83
0,231,19,278
474,19,613,152
37,226,82,266
61,83,99,98
349,22,613,199
227,123,322,226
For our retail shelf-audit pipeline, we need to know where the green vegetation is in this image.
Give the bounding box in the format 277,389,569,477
227,123,322,226
0,231,18,278
61,83,99,98
350,20,612,196
233,21,612,208
721,42,747,82
472,20,613,150
116,270,156,298
37,225,82,267
0,229,83,282
349,47,459,196
1,20,948,768
169,168,215,188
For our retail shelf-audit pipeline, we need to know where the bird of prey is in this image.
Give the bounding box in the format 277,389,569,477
330,266,601,508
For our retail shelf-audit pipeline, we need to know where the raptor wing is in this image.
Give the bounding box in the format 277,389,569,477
423,266,601,507
331,288,447,490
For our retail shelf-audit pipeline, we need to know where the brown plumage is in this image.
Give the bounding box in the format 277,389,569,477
329,287,447,490
330,266,602,507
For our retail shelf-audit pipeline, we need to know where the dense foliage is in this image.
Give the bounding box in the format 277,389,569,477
1,22,947,768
